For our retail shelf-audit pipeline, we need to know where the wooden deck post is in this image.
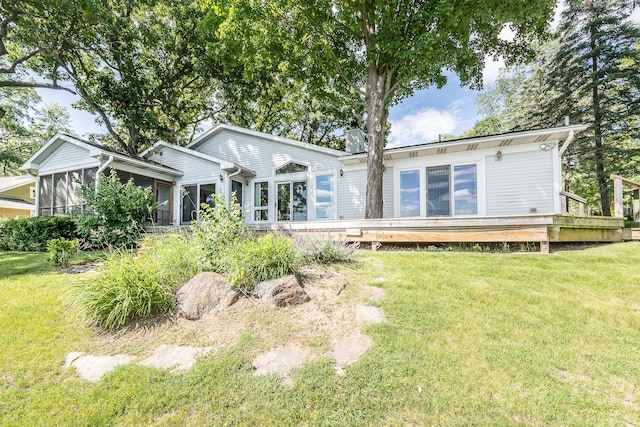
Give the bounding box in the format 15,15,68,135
613,176,624,218
540,241,550,254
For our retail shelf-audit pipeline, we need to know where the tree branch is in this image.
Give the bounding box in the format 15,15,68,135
0,79,76,94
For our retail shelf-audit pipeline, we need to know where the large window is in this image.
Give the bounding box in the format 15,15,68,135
254,182,269,221
315,174,334,219
181,183,216,224
277,180,307,221
399,170,420,217
453,164,477,215
426,164,477,217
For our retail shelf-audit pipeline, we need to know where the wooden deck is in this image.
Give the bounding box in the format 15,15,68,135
254,215,625,253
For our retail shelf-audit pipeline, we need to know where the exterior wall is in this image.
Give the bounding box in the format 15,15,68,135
38,143,99,174
485,149,555,215
379,143,560,219
194,129,343,177
0,207,32,218
194,129,344,224
0,184,35,204
147,147,221,225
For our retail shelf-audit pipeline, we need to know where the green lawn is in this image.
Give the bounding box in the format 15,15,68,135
1,243,639,425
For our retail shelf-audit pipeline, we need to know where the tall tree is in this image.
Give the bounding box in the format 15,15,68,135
226,0,555,218
0,1,88,115
544,0,640,215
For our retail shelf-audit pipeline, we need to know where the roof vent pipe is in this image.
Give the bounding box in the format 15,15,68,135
564,116,570,126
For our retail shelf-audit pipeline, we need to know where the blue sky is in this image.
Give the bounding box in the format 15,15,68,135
36,2,639,149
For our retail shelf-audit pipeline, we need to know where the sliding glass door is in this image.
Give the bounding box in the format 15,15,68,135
277,180,307,221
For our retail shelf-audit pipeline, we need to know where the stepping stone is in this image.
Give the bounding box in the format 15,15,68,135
253,346,307,378
369,287,386,301
139,344,214,372
332,334,372,373
64,352,135,382
355,304,386,324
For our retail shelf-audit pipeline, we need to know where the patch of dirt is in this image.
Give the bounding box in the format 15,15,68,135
87,265,363,360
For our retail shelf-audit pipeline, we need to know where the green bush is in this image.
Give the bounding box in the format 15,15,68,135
76,172,157,249
47,238,79,268
296,237,357,264
191,194,250,272
0,216,78,251
66,234,198,330
229,233,302,291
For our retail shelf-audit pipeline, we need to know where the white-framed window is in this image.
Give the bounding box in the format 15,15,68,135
181,182,216,224
275,161,308,175
426,163,477,217
315,173,335,220
253,181,269,221
399,169,420,217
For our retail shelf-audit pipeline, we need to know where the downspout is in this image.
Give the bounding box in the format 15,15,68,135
559,130,574,157
95,155,114,189
25,170,38,217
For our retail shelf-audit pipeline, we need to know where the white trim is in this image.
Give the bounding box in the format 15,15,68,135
339,125,588,164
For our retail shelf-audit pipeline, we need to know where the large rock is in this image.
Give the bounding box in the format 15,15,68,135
253,275,310,307
176,272,239,320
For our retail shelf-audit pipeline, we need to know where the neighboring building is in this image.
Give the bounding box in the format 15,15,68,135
21,124,588,226
0,175,36,218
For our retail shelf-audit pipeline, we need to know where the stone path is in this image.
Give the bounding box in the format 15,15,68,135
64,285,387,383
64,345,214,382
252,285,387,381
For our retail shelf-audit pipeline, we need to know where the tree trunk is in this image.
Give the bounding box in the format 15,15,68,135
364,66,390,219
590,26,611,216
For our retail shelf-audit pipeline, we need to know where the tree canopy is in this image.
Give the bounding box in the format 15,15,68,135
229,0,556,217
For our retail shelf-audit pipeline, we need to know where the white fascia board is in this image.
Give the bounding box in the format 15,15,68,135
21,133,103,172
0,176,36,192
108,151,183,177
186,124,348,157
339,124,589,163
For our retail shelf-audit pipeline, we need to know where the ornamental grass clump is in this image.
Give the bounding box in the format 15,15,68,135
296,237,358,264
66,233,198,330
229,233,303,291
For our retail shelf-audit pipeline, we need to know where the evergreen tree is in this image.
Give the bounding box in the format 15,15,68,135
546,0,640,215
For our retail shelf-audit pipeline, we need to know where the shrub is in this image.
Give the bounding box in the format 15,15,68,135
76,172,157,249
47,238,79,268
229,233,302,291
66,233,198,330
296,237,357,264
190,194,250,272
0,215,78,251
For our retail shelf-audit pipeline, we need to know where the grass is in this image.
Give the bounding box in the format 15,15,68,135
1,243,639,425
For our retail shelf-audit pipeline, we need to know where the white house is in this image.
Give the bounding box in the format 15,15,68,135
21,123,589,227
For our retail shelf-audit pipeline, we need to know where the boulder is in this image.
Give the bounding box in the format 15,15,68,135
253,275,310,307
176,272,239,320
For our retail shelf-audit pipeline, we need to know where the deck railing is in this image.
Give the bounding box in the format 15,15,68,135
560,191,587,216
611,174,640,219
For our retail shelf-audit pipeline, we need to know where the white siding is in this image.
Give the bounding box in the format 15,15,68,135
148,147,221,225
39,143,97,174
485,150,554,215
337,169,366,220
194,129,343,176
383,166,394,218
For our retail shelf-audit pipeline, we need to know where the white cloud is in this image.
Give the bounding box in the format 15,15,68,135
388,106,460,148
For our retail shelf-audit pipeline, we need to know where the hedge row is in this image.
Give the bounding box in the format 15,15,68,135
0,216,79,251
